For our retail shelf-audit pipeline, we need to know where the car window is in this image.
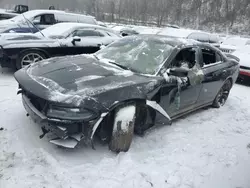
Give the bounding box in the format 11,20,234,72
96,36,174,75
170,48,197,69
71,29,102,37
33,14,55,25
201,47,222,67
33,15,41,24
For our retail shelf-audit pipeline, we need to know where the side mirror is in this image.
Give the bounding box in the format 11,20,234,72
168,67,189,77
71,36,81,46
121,33,128,37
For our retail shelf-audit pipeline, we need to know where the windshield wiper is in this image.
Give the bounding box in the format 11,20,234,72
108,61,130,70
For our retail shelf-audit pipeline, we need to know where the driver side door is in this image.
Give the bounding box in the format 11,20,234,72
159,47,204,117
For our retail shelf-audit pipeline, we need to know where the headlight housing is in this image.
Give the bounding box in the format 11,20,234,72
47,105,96,121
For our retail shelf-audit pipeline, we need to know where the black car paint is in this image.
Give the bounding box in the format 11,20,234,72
0,46,100,69
14,36,239,148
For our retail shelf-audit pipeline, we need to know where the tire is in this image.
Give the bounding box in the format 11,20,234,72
16,50,47,70
212,79,232,108
109,104,136,153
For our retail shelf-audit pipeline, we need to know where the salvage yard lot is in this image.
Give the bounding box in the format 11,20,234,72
1,67,250,188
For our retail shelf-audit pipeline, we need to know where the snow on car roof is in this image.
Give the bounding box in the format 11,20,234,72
157,27,197,38
9,9,95,23
9,9,66,22
40,22,114,37
126,34,200,47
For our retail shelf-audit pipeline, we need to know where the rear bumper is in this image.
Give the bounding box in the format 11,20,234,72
22,94,98,148
238,67,250,81
0,46,13,68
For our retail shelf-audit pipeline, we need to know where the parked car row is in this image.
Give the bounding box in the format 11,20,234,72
0,22,120,69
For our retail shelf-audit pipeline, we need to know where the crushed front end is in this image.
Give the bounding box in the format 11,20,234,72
20,88,101,148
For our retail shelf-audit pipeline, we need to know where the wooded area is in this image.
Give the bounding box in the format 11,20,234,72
1,0,250,34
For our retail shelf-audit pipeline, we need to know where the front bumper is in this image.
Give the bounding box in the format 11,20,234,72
22,94,99,148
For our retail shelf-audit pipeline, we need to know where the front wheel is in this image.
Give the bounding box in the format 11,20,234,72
212,80,232,108
109,104,136,153
16,50,46,70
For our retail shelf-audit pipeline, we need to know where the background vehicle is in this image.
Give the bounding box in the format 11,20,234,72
0,9,98,32
0,22,120,70
157,27,221,46
0,5,29,20
14,35,239,152
120,27,140,36
232,45,250,82
219,36,250,53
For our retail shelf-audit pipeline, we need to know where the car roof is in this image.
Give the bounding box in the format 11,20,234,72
40,22,118,37
137,34,201,47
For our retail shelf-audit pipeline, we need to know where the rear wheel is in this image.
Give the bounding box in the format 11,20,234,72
212,80,232,108
16,50,46,70
109,104,136,153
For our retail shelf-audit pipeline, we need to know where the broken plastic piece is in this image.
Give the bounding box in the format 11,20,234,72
39,127,49,139
91,112,108,140
50,138,78,148
146,100,171,122
57,126,66,131
70,133,82,142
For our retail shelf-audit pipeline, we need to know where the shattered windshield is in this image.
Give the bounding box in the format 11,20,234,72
95,36,174,75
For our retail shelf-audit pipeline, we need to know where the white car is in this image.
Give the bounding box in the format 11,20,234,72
232,45,250,81
0,9,98,32
157,27,221,46
220,36,250,54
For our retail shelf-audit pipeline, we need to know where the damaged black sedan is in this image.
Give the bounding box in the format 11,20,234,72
14,35,239,152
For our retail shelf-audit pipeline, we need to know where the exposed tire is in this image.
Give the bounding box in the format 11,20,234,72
109,104,136,153
212,79,232,108
16,50,47,70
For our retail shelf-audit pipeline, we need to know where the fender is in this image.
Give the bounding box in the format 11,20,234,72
90,99,172,146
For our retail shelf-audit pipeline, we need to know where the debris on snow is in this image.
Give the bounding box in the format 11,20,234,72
49,138,78,148
146,100,171,121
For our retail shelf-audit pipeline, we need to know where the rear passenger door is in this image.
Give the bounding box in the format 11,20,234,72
197,46,230,105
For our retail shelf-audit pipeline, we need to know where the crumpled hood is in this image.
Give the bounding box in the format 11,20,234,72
15,54,162,108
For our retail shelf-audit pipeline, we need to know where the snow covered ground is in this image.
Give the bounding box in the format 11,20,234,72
1,67,250,188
